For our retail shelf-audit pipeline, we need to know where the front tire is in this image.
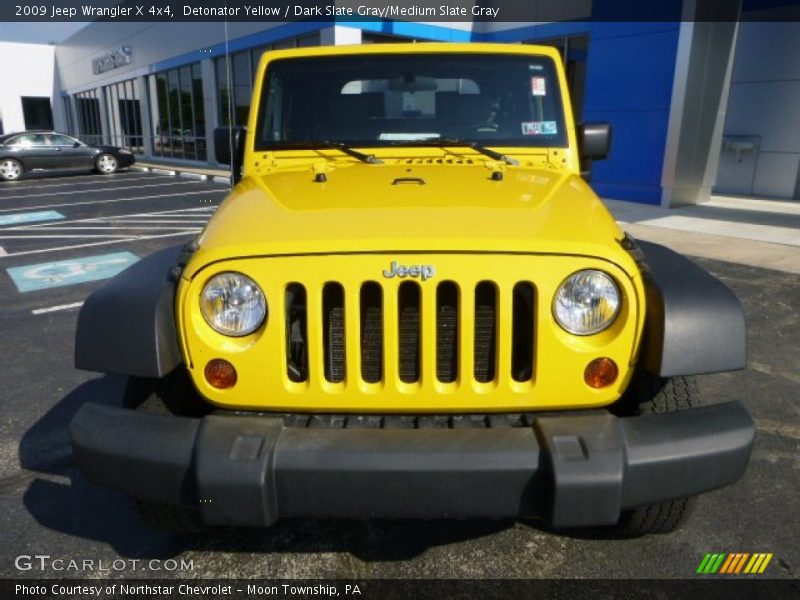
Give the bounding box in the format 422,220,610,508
0,158,23,181
612,373,700,536
123,369,209,532
95,153,119,175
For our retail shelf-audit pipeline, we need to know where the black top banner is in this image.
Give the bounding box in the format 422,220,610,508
2,0,800,23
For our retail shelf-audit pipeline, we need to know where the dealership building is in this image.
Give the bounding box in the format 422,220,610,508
3,1,799,205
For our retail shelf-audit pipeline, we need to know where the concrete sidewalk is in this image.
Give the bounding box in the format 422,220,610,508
604,195,800,275
134,158,800,275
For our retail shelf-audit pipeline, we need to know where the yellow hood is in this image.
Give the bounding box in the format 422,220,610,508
186,161,629,278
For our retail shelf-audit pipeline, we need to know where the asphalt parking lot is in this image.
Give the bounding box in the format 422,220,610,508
0,168,798,581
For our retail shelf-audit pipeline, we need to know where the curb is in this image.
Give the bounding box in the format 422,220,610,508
179,172,209,181
133,164,228,184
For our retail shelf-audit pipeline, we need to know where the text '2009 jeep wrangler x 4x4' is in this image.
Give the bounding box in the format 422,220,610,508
70,43,754,536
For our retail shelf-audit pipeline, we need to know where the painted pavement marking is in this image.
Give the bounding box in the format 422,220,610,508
0,231,199,259
0,206,217,240
0,211,65,227
6,251,139,292
0,189,228,214
0,180,201,201
31,301,85,315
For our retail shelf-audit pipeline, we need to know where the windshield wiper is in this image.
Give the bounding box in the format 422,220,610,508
389,137,519,165
310,141,383,164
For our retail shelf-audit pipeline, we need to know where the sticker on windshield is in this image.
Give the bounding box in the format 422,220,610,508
379,133,441,141
521,121,558,136
531,77,547,96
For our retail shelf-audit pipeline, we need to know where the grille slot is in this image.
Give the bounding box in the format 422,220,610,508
398,281,421,383
280,275,536,391
285,283,308,382
474,282,497,383
436,282,459,383
511,282,535,382
323,283,346,383
360,282,383,384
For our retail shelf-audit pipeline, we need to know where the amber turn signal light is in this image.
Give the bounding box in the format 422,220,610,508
205,359,237,389
584,357,618,388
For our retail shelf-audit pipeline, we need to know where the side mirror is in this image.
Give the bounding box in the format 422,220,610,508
214,126,247,183
578,123,611,160
73,141,81,148
577,122,611,182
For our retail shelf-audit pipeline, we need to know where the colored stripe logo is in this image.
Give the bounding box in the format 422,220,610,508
697,553,773,574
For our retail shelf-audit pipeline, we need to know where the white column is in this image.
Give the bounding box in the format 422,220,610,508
660,1,740,207
320,25,362,46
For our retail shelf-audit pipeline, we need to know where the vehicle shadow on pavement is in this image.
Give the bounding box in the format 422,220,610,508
19,377,516,562
19,375,191,560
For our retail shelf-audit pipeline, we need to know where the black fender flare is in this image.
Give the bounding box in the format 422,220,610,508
74,244,184,378
637,241,746,377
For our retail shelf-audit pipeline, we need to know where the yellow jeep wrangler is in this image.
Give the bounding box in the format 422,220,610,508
70,43,754,536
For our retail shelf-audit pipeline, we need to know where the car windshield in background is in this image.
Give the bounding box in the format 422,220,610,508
255,53,567,151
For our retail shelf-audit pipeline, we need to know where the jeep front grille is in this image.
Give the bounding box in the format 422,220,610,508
284,280,536,388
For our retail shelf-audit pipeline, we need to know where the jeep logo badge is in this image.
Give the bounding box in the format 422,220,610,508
382,261,436,281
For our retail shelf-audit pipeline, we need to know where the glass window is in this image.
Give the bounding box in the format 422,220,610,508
13,133,46,146
530,35,588,121
148,62,206,161
49,134,78,146
63,96,74,135
179,66,195,159
216,56,232,127
256,53,567,150
73,90,102,146
167,69,183,158
102,78,144,152
155,72,170,155
191,63,206,160
232,52,251,127
215,35,318,132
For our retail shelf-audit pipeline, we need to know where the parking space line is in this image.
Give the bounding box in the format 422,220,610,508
0,171,154,184
2,226,202,232
0,174,174,191
0,189,227,214
92,219,210,224
31,302,84,315
9,206,216,229
0,181,201,201
0,231,199,258
0,234,148,239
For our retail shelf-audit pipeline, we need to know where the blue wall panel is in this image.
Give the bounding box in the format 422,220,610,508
581,28,678,112
580,23,680,203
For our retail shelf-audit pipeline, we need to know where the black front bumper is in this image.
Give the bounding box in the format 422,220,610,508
70,402,754,528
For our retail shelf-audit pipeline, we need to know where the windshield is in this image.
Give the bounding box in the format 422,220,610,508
255,53,567,151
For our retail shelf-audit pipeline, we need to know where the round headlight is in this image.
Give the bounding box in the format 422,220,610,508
553,270,620,335
201,272,266,337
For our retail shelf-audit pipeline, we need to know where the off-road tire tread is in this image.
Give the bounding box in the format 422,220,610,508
123,370,210,532
614,372,701,536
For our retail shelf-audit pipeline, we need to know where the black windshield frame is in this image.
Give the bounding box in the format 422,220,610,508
254,53,569,152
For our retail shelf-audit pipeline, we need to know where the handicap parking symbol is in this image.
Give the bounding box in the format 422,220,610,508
6,251,139,292
0,210,65,226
